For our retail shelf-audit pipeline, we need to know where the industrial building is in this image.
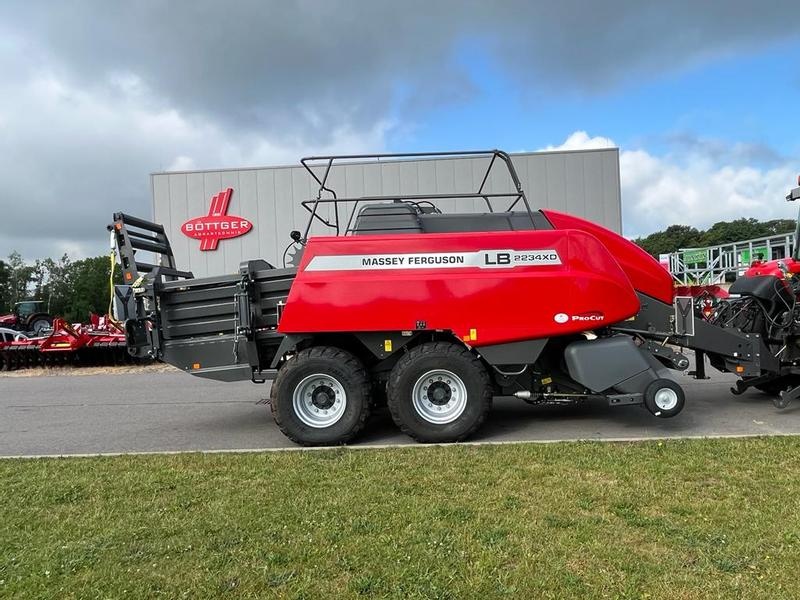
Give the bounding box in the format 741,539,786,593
151,148,622,278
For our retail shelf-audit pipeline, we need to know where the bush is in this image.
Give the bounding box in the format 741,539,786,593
1,252,121,321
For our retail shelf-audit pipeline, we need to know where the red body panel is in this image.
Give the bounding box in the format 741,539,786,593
743,257,800,278
542,210,675,304
279,229,641,346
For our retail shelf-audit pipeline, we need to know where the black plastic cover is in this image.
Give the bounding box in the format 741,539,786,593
350,202,554,235
353,203,423,234
420,211,553,233
564,336,652,393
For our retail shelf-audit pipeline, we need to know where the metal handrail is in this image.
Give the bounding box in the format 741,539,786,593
298,150,532,240
667,231,795,285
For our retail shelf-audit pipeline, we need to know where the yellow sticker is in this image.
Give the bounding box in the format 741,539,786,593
541,377,553,385
469,328,477,341
384,339,392,352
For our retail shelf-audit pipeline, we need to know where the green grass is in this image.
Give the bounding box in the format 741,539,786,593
2,438,800,599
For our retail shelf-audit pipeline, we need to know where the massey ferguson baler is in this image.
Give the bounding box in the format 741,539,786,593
111,150,793,446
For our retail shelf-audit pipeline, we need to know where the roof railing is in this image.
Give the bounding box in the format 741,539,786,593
297,150,533,240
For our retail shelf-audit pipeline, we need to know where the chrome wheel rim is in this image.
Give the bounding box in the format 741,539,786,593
654,388,679,411
292,373,347,428
412,369,467,424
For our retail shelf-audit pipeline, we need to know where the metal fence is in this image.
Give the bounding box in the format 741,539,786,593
666,232,796,285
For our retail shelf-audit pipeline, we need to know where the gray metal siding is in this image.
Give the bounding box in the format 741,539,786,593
152,149,621,277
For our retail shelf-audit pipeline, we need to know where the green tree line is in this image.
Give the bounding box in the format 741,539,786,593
0,252,122,322
634,217,796,257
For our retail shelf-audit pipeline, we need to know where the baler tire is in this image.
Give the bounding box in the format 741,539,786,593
643,378,685,418
270,346,371,446
387,342,492,443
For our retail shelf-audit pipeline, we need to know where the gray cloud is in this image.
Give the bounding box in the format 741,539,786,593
663,132,786,168
4,1,797,134
0,0,797,259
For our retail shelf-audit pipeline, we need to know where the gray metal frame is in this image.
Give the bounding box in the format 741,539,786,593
111,212,194,284
611,293,777,378
667,183,800,285
298,150,534,240
667,232,795,285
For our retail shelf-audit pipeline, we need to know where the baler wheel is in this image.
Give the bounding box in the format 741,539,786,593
643,379,685,418
270,346,371,446
387,342,493,443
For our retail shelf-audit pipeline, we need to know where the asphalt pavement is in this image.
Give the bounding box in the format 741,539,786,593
2,365,800,457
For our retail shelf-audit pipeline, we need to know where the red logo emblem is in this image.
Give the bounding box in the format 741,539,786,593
181,188,253,251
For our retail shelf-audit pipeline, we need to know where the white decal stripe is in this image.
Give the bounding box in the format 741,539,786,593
305,249,562,271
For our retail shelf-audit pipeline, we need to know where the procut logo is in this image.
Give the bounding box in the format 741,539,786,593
554,311,604,323
572,311,604,322
181,188,253,251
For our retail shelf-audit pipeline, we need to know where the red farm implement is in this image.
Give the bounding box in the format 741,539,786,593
0,315,144,371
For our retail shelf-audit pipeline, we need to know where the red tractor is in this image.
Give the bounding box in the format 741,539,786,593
110,150,795,446
0,300,53,336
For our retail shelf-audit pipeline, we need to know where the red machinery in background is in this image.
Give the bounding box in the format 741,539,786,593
0,314,141,371
0,300,53,335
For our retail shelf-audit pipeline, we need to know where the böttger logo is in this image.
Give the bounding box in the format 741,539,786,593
181,188,253,251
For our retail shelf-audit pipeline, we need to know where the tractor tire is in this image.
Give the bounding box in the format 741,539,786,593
26,314,52,336
387,342,492,443
270,346,371,446
643,378,685,418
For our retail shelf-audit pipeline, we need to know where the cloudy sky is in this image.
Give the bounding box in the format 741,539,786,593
0,0,799,260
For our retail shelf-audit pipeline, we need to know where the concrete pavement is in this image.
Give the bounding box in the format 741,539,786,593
2,368,800,457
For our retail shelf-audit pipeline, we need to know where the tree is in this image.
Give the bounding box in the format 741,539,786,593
635,218,797,257
634,225,701,257
0,259,10,312
6,251,35,306
34,254,72,317
1,251,120,321
63,256,116,321
695,218,796,247
760,218,797,237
